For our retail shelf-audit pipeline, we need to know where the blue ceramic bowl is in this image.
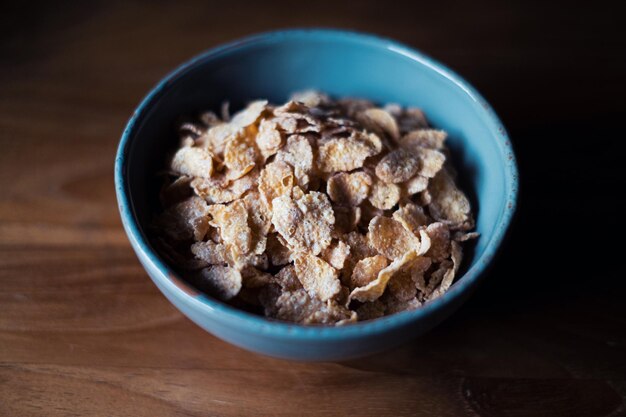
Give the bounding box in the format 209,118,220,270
115,29,517,361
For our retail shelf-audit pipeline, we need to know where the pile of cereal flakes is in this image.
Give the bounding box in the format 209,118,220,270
153,91,478,325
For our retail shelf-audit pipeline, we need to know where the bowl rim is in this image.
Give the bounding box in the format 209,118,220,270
115,28,518,340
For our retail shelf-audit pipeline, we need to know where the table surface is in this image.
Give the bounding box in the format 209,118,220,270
1,1,625,416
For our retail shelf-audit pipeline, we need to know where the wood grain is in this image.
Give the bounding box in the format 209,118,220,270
1,1,625,415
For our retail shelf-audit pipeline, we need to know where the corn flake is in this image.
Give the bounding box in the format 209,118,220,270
269,288,355,324
403,175,429,195
327,171,372,206
358,108,400,141
349,255,389,290
368,180,400,210
393,203,429,235
208,200,252,265
321,240,351,270
345,231,378,261
367,216,420,260
429,240,463,300
453,231,480,242
424,222,451,261
400,129,447,150
375,148,420,183
170,147,214,179
201,123,241,157
428,168,473,229
243,191,272,255
229,100,268,128
290,90,330,107
275,135,314,187
271,191,334,256
258,161,294,211
224,135,258,180
154,196,210,242
415,148,446,178
317,131,382,173
199,265,242,301
191,170,257,204
349,250,418,303
256,119,284,159
191,240,228,265
294,253,341,302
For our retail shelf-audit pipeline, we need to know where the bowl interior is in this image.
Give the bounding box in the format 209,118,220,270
123,30,515,310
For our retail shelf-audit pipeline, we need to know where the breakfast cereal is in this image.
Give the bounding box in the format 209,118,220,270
152,91,478,325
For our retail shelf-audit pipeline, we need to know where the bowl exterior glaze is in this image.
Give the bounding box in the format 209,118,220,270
115,29,518,361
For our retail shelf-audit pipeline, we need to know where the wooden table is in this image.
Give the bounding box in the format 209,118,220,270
1,1,625,415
